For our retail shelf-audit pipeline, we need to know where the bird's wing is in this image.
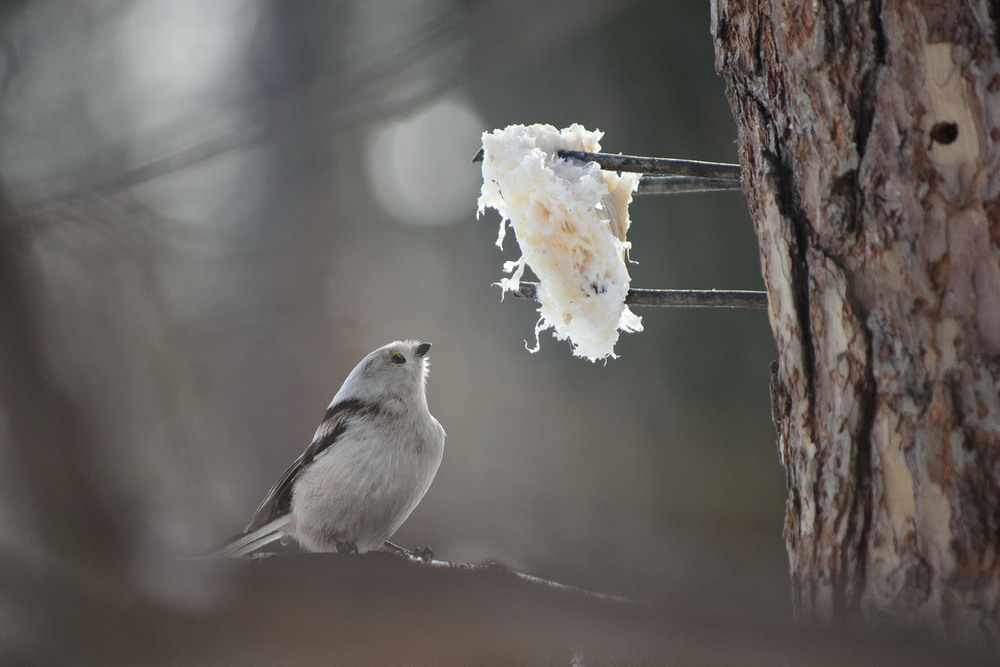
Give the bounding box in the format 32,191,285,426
243,398,382,533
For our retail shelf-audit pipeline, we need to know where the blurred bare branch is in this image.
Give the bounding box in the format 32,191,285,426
0,192,124,571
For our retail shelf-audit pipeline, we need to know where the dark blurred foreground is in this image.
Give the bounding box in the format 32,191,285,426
5,551,989,666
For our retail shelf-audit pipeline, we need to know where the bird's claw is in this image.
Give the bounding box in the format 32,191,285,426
383,540,433,560
336,540,359,554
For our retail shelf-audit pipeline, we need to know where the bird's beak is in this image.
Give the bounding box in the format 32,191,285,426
416,342,431,358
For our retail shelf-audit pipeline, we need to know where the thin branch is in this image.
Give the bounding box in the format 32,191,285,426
473,148,742,193
557,150,741,181
512,281,767,309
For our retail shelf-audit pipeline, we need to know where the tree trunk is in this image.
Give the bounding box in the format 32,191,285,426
712,0,1000,645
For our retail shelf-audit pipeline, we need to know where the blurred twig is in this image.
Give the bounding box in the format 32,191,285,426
17,124,270,212
0,192,124,572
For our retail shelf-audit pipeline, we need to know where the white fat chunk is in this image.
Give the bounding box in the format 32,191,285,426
477,123,642,361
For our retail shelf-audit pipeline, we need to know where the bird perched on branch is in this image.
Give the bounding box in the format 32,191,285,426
217,340,446,558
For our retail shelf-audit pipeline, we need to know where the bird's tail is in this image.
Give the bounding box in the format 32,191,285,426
213,515,293,558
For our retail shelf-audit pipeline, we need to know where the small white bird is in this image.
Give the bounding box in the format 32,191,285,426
219,340,446,557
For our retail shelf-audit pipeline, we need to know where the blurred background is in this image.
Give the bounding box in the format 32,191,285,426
0,0,786,658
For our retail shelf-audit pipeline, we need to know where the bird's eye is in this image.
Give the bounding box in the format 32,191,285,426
390,352,406,364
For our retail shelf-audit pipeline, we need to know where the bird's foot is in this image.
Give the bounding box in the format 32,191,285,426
335,539,359,554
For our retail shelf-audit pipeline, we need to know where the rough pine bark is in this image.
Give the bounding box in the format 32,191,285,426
711,0,1000,645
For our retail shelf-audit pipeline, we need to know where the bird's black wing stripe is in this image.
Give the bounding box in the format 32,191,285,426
304,398,382,464
242,398,382,533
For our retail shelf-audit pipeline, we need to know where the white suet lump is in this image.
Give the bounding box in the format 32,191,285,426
477,123,642,361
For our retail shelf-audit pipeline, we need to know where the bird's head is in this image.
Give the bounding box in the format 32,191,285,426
333,340,433,411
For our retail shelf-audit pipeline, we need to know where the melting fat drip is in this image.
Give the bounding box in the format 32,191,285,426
477,123,642,361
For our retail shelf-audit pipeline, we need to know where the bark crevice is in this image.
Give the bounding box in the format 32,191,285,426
766,145,819,417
